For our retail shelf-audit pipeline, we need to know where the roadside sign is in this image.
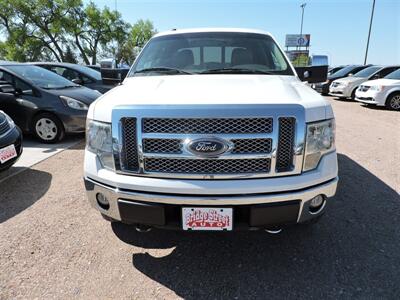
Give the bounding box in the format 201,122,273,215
285,34,311,47
285,50,309,67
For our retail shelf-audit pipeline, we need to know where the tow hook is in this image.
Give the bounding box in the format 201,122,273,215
135,225,152,233
265,228,282,234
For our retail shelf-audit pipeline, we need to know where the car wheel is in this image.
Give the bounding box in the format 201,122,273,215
386,93,400,111
32,113,65,143
351,88,357,100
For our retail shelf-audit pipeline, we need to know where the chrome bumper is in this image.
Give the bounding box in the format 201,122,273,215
84,176,338,225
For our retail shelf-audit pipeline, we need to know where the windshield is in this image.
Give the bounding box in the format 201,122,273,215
353,66,381,78
129,32,293,76
384,68,400,80
72,64,102,80
331,65,360,77
6,65,79,89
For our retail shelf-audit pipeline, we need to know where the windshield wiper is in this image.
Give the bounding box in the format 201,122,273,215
134,67,193,75
200,68,274,75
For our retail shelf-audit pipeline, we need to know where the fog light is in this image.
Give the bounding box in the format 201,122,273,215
309,195,325,213
96,193,110,210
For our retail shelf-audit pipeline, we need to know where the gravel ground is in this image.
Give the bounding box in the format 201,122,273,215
0,97,399,299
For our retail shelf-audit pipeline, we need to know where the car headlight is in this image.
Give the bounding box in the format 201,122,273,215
60,96,89,110
303,119,335,171
86,120,114,170
370,85,384,91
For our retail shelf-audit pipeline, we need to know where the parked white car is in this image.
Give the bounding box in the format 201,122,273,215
355,68,400,110
329,65,399,100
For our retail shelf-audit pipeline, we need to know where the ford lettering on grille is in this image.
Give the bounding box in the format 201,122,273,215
187,138,228,157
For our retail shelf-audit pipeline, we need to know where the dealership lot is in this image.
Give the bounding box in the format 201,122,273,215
0,97,399,299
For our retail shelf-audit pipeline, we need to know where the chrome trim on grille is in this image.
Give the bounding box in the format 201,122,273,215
112,105,305,179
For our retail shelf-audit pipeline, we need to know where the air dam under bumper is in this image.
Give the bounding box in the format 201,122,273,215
84,176,338,230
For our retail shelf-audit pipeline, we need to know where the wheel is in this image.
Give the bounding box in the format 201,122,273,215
351,88,357,100
32,113,65,143
386,93,400,111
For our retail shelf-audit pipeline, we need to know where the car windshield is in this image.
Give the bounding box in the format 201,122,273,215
129,32,293,76
72,64,102,80
331,65,359,77
384,68,400,80
5,65,79,89
353,66,381,78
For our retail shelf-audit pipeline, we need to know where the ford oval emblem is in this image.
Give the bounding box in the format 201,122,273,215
186,138,229,157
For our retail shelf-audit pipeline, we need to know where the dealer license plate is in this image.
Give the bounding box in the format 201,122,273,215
0,144,17,164
182,207,233,231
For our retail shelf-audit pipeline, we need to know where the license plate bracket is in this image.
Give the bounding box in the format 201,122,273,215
0,144,17,164
182,207,233,231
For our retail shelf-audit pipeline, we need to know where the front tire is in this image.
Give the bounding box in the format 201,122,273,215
32,113,65,143
386,93,400,111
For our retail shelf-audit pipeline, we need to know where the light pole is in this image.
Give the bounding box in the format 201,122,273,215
300,3,306,37
364,0,376,65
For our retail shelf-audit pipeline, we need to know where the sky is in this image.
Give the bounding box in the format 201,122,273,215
86,0,400,66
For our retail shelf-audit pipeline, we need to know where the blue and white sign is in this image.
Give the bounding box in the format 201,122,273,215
285,34,311,47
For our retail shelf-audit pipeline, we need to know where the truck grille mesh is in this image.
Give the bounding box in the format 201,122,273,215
276,117,295,172
142,118,273,134
121,116,296,177
143,139,182,154
231,138,272,154
122,118,139,171
144,158,271,174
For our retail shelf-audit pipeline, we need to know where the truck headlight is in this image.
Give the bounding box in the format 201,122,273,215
60,96,89,110
303,119,335,171
86,120,114,170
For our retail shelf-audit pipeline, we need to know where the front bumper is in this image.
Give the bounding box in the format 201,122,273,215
84,175,338,230
58,111,87,133
0,126,23,171
355,90,385,106
329,85,351,98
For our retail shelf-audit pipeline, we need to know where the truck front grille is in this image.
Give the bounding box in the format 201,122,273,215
143,117,273,134
144,157,271,174
117,107,302,179
0,120,11,136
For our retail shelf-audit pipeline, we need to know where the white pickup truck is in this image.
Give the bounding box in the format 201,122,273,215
84,28,338,233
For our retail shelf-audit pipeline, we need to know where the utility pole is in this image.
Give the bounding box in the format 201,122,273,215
364,0,376,65
300,3,306,37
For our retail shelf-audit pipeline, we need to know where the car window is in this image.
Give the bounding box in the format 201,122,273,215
353,66,381,78
384,68,400,80
377,67,399,78
50,66,80,81
81,75,94,84
0,70,14,84
14,77,33,92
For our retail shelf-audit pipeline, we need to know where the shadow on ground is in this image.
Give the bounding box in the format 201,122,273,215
112,154,400,299
0,169,52,223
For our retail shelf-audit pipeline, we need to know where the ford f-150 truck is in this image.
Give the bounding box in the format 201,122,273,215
84,28,338,233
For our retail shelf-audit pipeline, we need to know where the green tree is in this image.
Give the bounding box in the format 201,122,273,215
67,1,130,65
118,19,156,65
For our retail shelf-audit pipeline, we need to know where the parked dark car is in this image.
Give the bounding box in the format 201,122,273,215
0,110,23,171
328,66,345,76
312,64,371,95
0,62,101,143
31,62,113,94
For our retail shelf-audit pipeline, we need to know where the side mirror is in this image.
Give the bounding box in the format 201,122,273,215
0,83,15,94
72,78,83,85
295,65,329,83
371,74,380,80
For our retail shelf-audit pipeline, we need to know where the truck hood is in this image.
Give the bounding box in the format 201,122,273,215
90,75,332,122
